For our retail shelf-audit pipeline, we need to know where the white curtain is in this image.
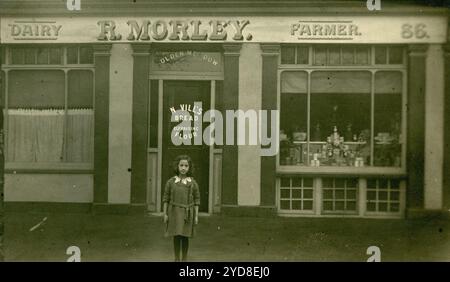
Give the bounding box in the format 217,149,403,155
6,108,93,163
66,109,94,162
7,109,65,162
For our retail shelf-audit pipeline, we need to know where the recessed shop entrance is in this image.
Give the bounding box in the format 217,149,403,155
146,45,224,215
161,80,211,213
147,77,222,215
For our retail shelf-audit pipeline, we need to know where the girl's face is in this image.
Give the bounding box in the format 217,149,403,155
178,159,189,176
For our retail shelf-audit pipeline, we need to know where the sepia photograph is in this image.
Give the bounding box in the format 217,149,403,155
0,0,449,266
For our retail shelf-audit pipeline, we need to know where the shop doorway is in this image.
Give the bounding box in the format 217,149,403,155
161,80,210,213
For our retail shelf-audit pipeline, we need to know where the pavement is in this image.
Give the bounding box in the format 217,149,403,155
3,212,450,262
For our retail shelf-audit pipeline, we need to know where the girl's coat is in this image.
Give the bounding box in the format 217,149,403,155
163,176,201,237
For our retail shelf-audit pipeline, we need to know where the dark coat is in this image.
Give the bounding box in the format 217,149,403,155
163,176,200,237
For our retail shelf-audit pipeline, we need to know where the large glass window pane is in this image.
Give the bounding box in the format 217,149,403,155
311,71,371,167
7,70,65,163
5,46,96,165
67,70,94,163
9,70,65,108
280,71,308,166
68,70,93,108
374,71,403,167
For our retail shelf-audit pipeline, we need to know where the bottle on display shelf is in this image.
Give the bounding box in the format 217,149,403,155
345,123,353,142
313,123,322,141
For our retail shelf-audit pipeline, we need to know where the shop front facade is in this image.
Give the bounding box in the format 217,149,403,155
0,1,449,219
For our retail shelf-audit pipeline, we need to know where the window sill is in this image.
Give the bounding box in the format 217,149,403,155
5,162,94,174
276,166,406,177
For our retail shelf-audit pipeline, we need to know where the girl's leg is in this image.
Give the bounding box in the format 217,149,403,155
181,236,189,262
173,236,181,262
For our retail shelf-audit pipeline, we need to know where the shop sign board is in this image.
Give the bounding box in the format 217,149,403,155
1,16,447,44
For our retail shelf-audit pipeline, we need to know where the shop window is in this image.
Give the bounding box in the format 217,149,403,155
67,46,94,64
375,46,404,65
342,47,354,65
328,47,340,65
279,177,314,212
67,70,94,163
37,48,49,64
10,46,63,65
8,70,65,108
67,47,78,64
311,71,371,167
322,178,358,214
388,47,403,64
280,71,307,165
313,46,370,66
366,178,401,213
1,71,5,107
281,46,295,64
7,70,65,163
80,47,94,64
49,47,62,64
281,45,375,66
279,45,405,169
374,71,403,167
375,46,387,64
11,48,25,64
281,46,309,65
1,47,5,64
4,45,95,167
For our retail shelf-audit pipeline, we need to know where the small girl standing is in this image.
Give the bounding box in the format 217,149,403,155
163,155,200,262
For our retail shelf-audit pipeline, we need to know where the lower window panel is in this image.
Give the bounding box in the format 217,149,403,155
278,176,404,217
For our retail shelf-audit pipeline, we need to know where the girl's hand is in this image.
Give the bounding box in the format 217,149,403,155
194,216,199,225
164,214,169,223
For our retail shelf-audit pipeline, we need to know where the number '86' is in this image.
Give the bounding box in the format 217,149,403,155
402,23,428,39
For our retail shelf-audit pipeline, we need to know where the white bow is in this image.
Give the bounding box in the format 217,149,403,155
174,176,192,185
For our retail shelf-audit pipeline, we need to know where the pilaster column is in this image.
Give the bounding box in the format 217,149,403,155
260,44,280,206
130,44,151,206
406,44,428,211
93,44,112,204
222,43,241,205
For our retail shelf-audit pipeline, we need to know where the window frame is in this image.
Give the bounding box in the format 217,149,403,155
277,45,407,176
1,44,95,172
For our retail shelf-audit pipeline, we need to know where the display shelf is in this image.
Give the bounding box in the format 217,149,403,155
276,165,406,177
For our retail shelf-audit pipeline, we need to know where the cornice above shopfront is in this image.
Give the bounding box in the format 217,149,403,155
131,44,151,57
408,44,429,57
0,0,448,16
223,43,242,56
260,44,280,56
93,44,112,56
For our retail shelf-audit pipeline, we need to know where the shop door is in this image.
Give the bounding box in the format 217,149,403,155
162,80,210,213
